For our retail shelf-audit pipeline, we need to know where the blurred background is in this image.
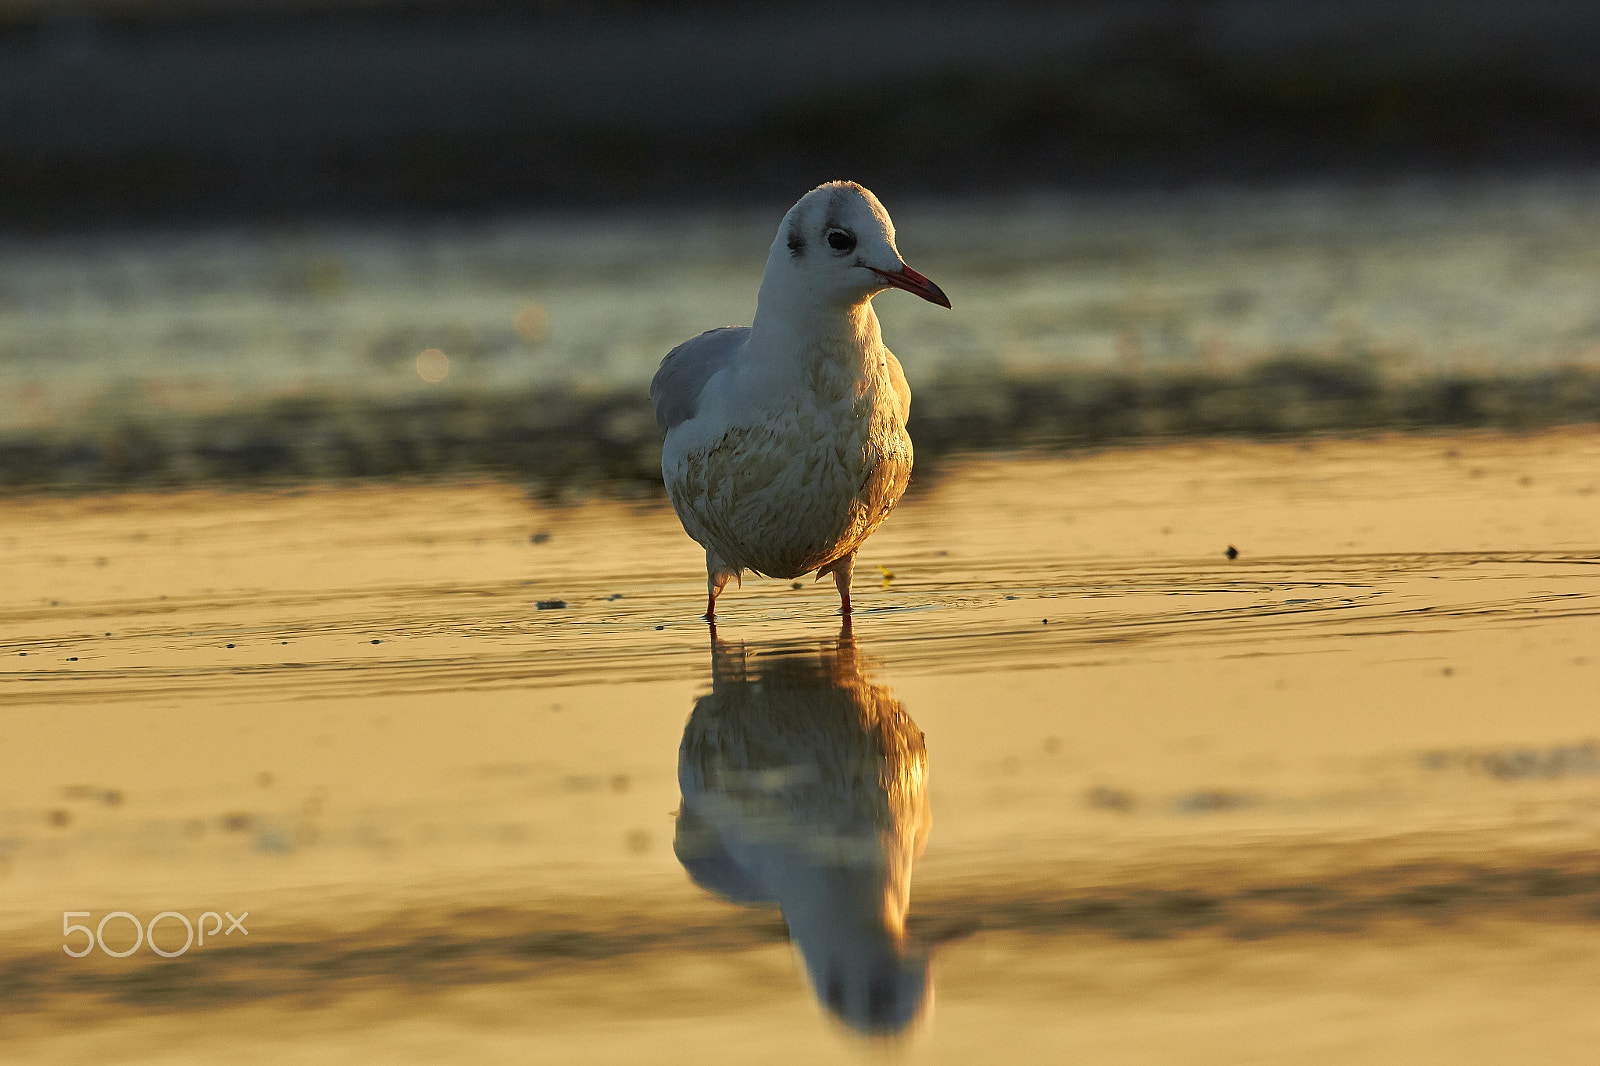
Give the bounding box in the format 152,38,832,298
3,0,1600,493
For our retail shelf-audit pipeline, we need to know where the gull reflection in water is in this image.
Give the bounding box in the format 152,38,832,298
674,630,933,1036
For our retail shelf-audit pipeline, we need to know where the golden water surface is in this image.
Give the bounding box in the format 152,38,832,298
2,429,1599,1063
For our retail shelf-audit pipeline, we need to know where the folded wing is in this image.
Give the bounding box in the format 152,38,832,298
650,326,750,433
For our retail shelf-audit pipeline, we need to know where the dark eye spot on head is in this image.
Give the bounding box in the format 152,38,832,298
826,229,856,254
787,226,806,258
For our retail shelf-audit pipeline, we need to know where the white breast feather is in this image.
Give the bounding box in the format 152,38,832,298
663,357,911,579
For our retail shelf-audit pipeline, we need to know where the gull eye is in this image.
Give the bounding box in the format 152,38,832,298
826,229,856,253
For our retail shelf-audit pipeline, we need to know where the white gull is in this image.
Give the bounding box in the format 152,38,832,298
650,180,950,621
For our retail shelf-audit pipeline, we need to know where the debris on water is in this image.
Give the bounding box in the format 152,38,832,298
1042,618,1049,624
254,826,293,853
369,639,382,644
530,532,551,544
536,599,568,610
654,625,665,630
226,643,236,648
66,656,78,661
1005,595,1019,600
790,582,803,589
1422,740,1600,780
1226,545,1239,560
1177,789,1253,813
1086,786,1136,812
47,809,71,828
1442,666,1454,676
1482,743,1600,779
606,593,625,600
877,565,895,580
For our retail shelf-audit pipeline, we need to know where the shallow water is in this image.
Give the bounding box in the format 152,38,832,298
2,430,1599,1062
6,178,1600,438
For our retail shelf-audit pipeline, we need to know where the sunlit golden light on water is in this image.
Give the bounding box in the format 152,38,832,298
2,431,1599,1062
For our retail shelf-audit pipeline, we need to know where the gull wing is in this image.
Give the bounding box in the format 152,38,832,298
650,326,749,433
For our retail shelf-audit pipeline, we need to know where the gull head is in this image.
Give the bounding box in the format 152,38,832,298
763,180,950,312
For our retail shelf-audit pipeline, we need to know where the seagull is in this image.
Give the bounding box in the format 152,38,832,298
651,181,950,621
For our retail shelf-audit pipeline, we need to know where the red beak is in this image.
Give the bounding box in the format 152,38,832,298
869,263,951,308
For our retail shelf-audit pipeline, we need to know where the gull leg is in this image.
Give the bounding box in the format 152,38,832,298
705,551,739,622
705,570,730,621
818,551,856,617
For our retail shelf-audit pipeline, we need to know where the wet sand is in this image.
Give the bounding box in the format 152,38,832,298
2,429,1599,1062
